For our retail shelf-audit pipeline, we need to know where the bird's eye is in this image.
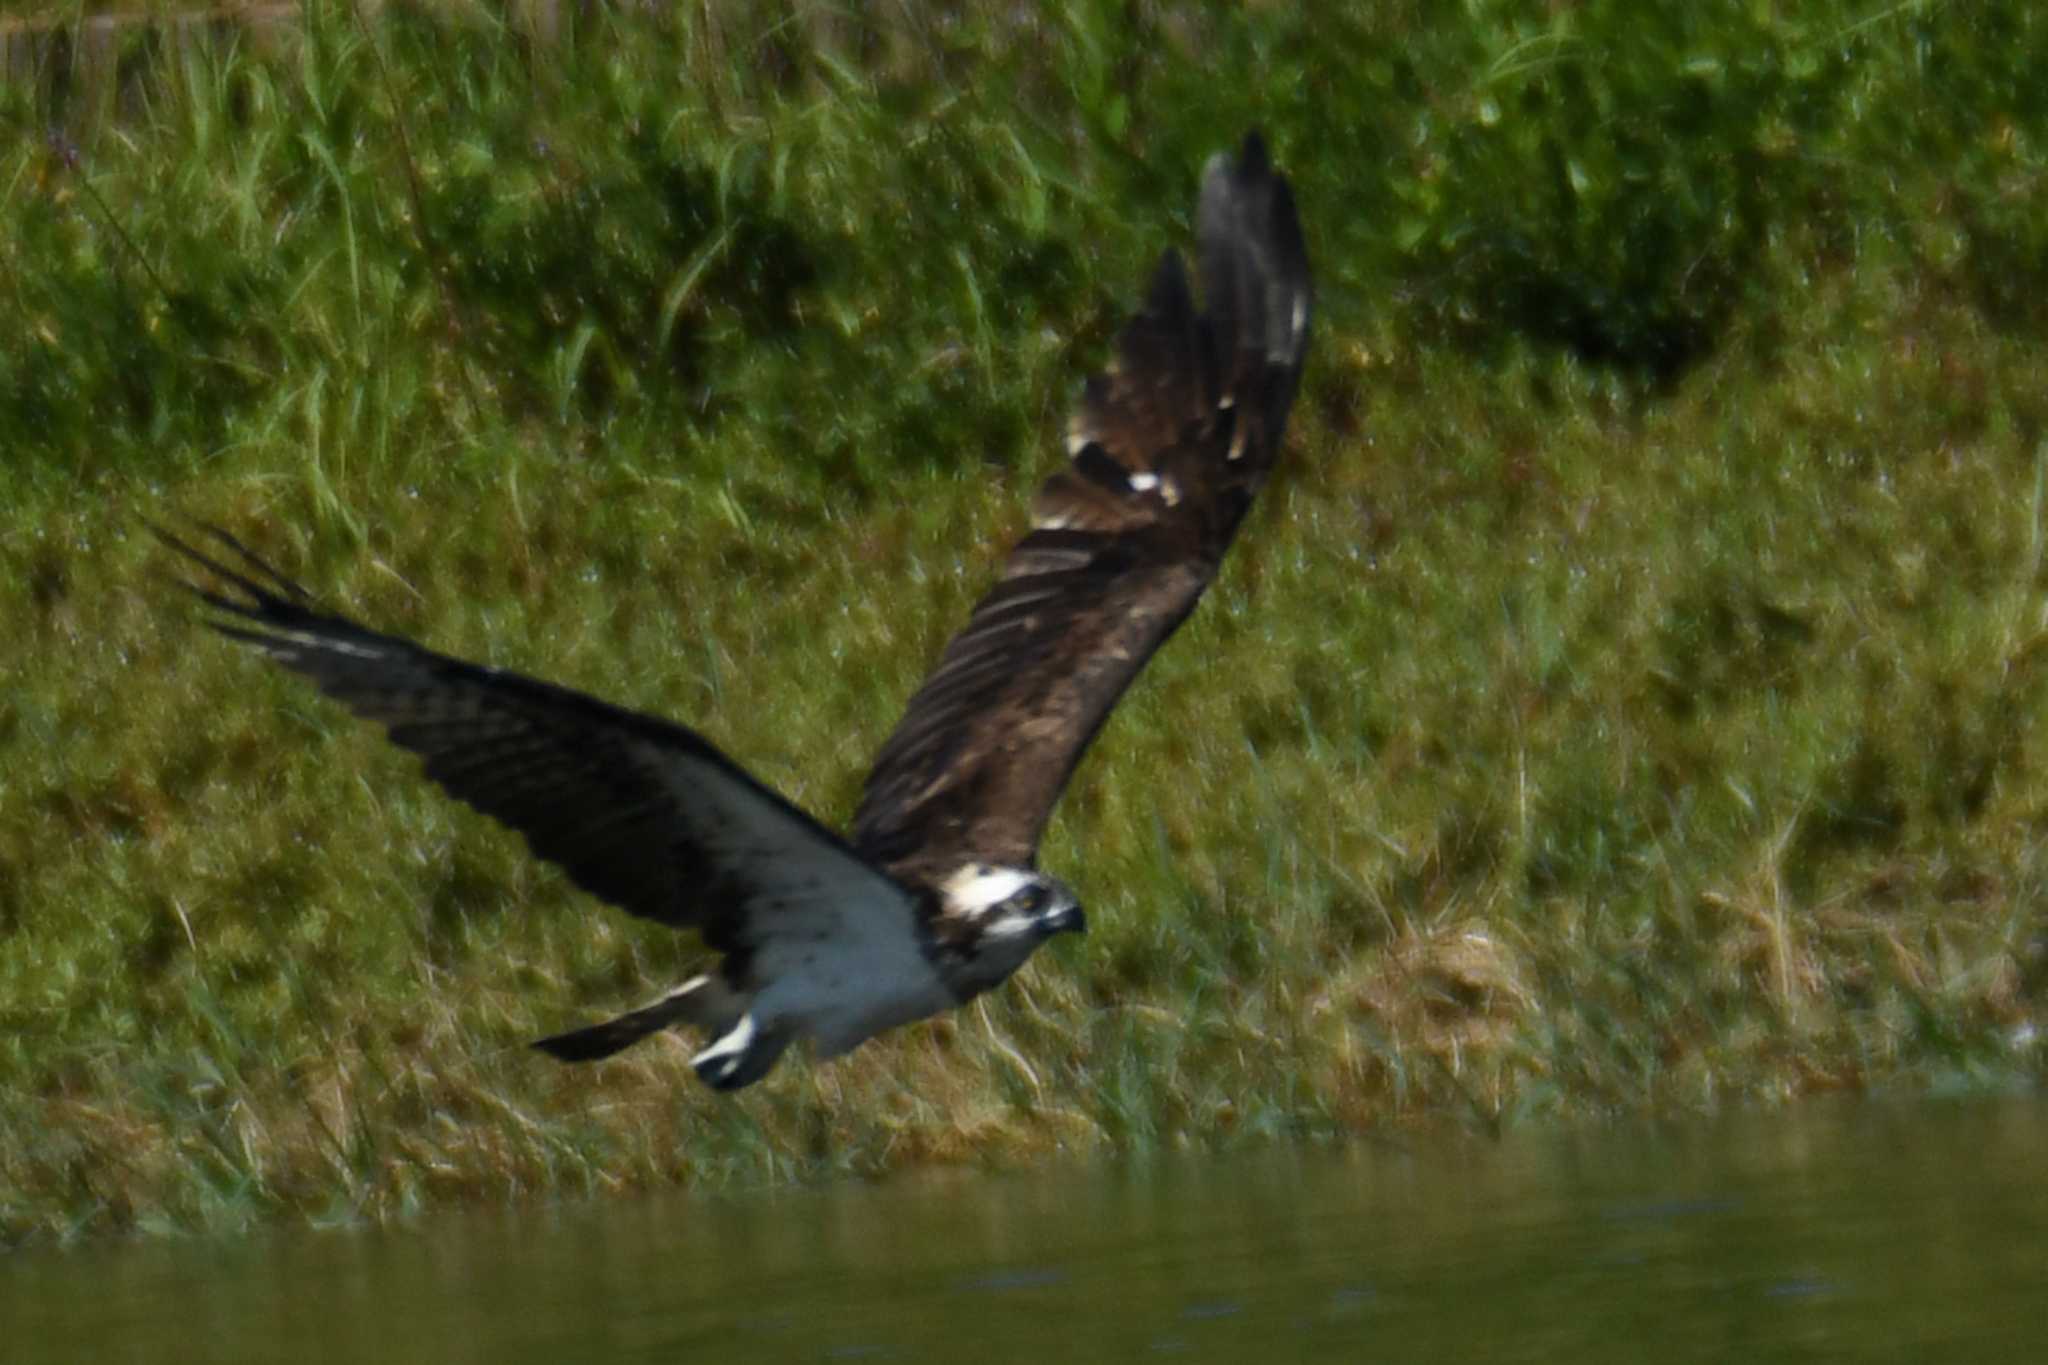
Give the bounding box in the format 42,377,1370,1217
1013,885,1047,913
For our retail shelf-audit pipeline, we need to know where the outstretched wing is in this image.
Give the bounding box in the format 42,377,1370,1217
851,132,1313,875
159,526,907,955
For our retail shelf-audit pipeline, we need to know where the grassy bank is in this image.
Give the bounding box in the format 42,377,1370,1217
3,0,2045,1246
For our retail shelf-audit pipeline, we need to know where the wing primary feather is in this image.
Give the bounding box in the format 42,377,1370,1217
155,521,318,608
1145,249,1197,331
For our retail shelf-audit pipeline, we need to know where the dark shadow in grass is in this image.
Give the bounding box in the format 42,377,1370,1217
1441,236,1735,389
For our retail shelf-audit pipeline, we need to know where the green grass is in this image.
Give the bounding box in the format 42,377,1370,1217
3,0,2046,1246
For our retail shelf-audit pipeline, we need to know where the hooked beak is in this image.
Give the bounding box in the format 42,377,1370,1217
1045,902,1087,937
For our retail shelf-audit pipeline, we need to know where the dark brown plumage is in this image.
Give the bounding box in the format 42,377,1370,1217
852,131,1311,878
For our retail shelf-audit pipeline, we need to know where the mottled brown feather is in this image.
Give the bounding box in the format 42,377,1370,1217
852,132,1312,877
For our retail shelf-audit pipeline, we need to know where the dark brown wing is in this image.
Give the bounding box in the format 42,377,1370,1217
158,526,906,953
851,132,1313,875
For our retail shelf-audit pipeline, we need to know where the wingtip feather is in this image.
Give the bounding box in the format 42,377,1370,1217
1198,129,1312,373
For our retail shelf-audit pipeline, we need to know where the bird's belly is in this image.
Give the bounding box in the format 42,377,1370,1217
763,962,956,1060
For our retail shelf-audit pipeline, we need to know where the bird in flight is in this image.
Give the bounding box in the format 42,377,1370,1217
162,132,1312,1090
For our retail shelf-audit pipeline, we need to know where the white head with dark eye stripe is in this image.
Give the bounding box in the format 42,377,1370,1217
938,862,1086,987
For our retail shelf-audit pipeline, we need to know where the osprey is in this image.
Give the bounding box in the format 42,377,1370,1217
162,132,1312,1091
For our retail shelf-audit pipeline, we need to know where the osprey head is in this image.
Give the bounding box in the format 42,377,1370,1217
942,862,1087,941
933,862,1085,996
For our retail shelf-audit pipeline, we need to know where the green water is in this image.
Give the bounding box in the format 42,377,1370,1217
8,1097,2043,1362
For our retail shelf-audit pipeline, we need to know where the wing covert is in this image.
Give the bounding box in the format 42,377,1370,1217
160,526,902,951
852,132,1313,875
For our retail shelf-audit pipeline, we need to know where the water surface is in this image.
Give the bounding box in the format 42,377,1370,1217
10,1096,2043,1362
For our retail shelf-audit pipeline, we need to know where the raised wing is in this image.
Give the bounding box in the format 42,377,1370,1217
851,132,1313,875
159,526,907,954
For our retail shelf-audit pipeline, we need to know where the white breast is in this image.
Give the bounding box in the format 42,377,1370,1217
748,880,957,1059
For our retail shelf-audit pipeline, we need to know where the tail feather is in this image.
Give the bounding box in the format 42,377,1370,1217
531,974,744,1063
